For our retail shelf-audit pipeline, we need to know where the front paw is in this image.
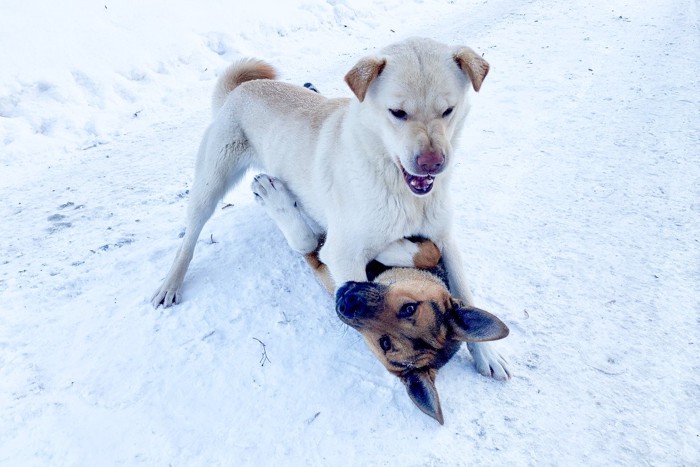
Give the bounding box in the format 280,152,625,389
466,342,511,380
151,284,181,309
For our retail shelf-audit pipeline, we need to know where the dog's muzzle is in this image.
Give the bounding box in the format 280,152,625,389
335,281,385,326
400,152,446,196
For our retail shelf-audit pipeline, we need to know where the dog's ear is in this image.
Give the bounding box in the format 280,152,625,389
400,368,444,424
345,57,386,102
453,47,489,92
447,299,509,342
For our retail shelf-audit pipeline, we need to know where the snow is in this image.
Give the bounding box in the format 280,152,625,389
1,0,699,464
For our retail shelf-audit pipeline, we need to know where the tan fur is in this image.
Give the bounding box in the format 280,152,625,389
453,47,489,92
412,239,441,269
344,57,386,102
304,251,335,295
211,59,277,116
361,276,452,374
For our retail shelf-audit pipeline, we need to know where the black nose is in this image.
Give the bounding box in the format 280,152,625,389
335,282,363,320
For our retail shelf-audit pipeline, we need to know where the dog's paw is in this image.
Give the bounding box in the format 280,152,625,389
303,82,320,93
466,342,511,380
151,283,181,309
251,174,296,213
251,173,318,254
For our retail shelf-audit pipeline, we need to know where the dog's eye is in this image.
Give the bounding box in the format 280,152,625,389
442,107,454,118
389,109,408,120
398,302,418,318
379,335,392,352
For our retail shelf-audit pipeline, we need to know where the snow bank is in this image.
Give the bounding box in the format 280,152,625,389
0,0,446,160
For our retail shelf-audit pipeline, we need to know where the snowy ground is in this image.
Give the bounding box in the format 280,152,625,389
1,0,699,465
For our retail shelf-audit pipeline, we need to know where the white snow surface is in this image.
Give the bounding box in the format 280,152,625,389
2,0,699,465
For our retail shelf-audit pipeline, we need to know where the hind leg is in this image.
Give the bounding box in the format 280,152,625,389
151,127,250,308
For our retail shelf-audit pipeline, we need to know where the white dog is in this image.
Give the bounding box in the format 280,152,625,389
152,37,510,379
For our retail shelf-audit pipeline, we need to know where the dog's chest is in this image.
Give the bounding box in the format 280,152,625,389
380,192,448,239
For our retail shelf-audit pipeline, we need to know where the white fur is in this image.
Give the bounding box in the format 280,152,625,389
151,37,510,379
373,239,421,267
253,174,423,267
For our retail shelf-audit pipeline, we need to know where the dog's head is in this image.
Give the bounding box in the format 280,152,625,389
335,268,508,424
344,37,489,197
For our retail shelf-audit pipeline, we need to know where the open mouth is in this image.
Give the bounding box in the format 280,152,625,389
400,164,434,195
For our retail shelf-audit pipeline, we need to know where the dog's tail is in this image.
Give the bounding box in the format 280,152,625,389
211,58,277,116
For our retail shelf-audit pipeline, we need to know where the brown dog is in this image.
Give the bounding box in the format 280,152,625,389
309,238,509,424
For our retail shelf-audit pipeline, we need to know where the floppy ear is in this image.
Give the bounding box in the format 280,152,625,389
453,47,489,92
448,299,509,342
401,369,444,425
344,56,386,102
